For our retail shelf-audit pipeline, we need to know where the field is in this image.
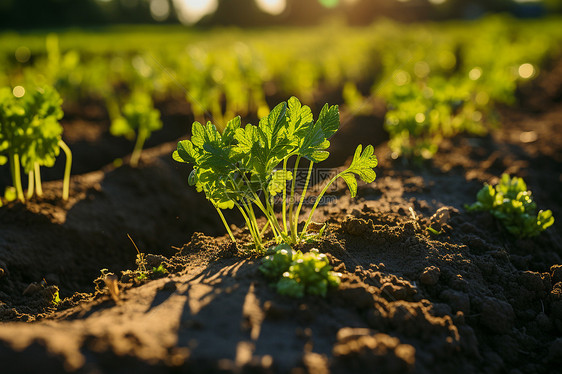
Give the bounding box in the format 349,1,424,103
1,17,562,373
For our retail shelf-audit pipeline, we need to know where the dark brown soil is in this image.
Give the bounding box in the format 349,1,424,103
0,62,561,374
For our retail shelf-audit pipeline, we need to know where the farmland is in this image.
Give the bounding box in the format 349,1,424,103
1,15,562,373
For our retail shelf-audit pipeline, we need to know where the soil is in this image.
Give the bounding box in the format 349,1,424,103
0,60,561,374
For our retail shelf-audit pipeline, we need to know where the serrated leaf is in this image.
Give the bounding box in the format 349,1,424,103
268,170,293,196
348,144,378,183
287,96,313,136
316,103,339,138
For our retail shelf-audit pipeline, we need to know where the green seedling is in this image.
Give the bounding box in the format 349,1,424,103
260,245,341,298
0,86,72,202
110,90,162,167
466,174,554,238
152,264,168,277
173,96,377,250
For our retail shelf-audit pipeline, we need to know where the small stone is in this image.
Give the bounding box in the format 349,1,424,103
420,266,440,286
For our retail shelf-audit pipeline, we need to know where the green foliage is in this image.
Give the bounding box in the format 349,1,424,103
466,174,554,238
173,97,377,250
260,245,341,298
110,90,162,167
152,264,168,277
0,85,71,202
0,86,63,172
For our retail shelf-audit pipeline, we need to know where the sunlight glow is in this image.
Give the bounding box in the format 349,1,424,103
173,0,218,25
469,67,482,81
518,63,535,79
428,0,447,4
255,0,286,15
13,86,25,98
150,0,170,21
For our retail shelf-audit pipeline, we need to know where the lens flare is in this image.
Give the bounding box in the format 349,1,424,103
255,0,286,15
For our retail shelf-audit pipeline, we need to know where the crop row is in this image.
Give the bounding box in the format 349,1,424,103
1,16,562,164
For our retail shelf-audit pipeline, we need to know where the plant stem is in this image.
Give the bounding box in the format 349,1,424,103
300,170,345,238
34,163,43,197
215,206,236,242
58,139,72,201
259,220,271,237
9,151,24,202
281,157,289,234
292,160,314,242
288,155,301,238
26,171,34,200
239,200,263,250
130,127,147,167
263,189,287,243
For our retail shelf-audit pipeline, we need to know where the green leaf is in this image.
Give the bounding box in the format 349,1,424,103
173,140,197,164
340,173,358,198
316,103,339,138
287,96,313,136
268,169,293,196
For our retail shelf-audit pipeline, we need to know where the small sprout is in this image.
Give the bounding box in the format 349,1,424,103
260,245,341,298
152,264,168,277
466,174,554,238
427,226,442,236
110,90,162,167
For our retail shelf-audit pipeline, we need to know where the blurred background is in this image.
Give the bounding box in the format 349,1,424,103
1,0,561,29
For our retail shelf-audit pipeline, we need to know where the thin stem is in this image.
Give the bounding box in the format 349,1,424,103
281,157,289,234
288,155,301,238
259,220,271,237
229,171,282,241
26,171,34,200
215,206,236,242
293,160,314,243
263,189,287,243
130,127,147,167
58,139,72,201
10,152,24,202
34,163,43,197
300,170,345,238
239,200,263,250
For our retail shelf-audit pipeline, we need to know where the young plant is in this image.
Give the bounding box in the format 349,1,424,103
466,174,554,238
110,90,162,167
173,96,378,250
260,244,341,298
0,86,72,202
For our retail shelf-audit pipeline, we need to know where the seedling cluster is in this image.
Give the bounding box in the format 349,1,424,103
466,174,554,238
0,86,72,202
110,90,162,167
260,244,341,298
173,97,378,250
